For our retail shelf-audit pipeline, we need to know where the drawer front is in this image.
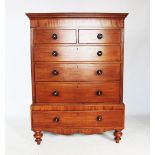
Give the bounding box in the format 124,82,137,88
79,29,121,44
32,110,124,128
34,46,121,62
34,29,76,44
35,82,120,103
35,63,120,82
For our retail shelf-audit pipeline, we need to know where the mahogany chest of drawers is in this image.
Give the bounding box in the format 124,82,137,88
26,13,128,144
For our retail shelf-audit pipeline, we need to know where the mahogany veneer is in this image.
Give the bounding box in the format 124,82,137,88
34,45,121,62
35,82,120,103
35,63,120,81
26,13,128,144
34,29,76,44
79,29,121,44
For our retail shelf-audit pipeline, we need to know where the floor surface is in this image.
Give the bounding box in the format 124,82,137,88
6,116,149,155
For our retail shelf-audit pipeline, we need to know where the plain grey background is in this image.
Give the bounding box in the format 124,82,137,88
6,0,149,118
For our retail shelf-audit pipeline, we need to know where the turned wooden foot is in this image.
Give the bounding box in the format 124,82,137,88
114,130,123,143
33,131,43,145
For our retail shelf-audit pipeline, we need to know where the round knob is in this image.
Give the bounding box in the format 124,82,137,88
52,33,57,39
52,70,59,76
97,33,103,39
96,90,102,96
97,51,102,56
96,70,103,75
96,115,103,121
53,90,59,96
53,117,60,122
52,51,58,57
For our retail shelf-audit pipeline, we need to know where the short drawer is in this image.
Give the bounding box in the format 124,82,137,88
34,45,121,62
79,29,121,44
35,82,120,103
32,110,124,129
33,29,76,44
34,63,120,82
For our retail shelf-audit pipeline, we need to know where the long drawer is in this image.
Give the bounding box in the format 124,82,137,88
35,82,120,103
32,110,124,129
34,45,121,62
34,63,120,82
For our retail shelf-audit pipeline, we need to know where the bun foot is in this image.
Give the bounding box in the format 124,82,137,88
114,130,123,143
33,131,43,145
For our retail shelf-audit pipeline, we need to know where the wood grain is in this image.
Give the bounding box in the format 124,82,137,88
31,103,125,111
34,63,120,82
34,29,76,44
32,110,124,128
29,18,124,28
35,82,120,103
34,45,121,62
79,29,121,44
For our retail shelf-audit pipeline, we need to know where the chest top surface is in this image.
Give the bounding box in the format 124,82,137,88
26,13,128,18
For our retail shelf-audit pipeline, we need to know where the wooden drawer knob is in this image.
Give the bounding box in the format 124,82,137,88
53,90,59,96
52,51,58,57
52,33,57,39
96,115,103,121
96,70,103,75
96,90,102,96
97,51,102,56
53,117,60,122
52,70,59,75
97,33,103,39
